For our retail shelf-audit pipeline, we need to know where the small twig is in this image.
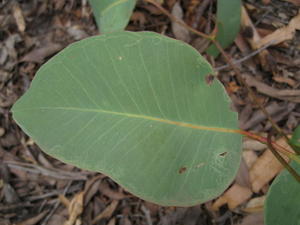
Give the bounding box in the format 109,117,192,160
144,0,213,40
91,200,119,224
211,39,289,142
267,131,300,183
26,183,83,201
215,41,275,71
239,130,294,155
0,202,36,211
192,0,211,29
144,0,294,174
4,161,87,180
144,0,289,143
83,174,105,206
41,181,73,225
141,205,153,225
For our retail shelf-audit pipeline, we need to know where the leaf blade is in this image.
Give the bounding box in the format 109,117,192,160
289,125,300,153
206,0,242,57
265,162,300,225
89,0,136,33
12,31,242,206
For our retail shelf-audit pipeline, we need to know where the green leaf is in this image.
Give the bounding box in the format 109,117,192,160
289,125,300,153
206,0,241,57
12,31,242,206
88,0,136,33
265,162,300,225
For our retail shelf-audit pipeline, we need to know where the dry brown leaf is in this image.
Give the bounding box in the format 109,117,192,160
13,3,26,32
48,213,68,225
131,12,147,26
107,218,116,225
243,73,300,103
3,183,20,204
17,210,49,225
166,0,176,8
64,192,84,225
256,28,273,37
171,2,191,42
59,194,70,208
249,137,291,193
53,0,66,10
257,11,300,48
212,183,252,211
242,150,258,169
84,179,101,206
234,33,251,53
242,196,265,213
20,43,63,63
273,75,296,87
284,0,300,6
243,139,266,151
142,4,162,15
0,46,8,65
241,6,272,71
239,213,264,225
262,0,271,4
241,102,288,130
191,37,210,53
99,181,128,200
67,26,88,41
119,216,132,225
92,200,118,225
144,202,160,216
235,158,251,188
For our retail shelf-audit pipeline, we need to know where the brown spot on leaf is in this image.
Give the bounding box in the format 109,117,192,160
205,75,215,85
219,152,228,157
178,167,187,174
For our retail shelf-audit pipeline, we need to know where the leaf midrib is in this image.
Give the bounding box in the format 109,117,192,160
13,106,239,134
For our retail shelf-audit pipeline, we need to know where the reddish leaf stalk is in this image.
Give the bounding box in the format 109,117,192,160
237,130,293,155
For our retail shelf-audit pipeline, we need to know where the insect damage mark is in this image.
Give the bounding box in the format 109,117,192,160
205,75,215,85
195,162,205,168
219,152,228,157
178,167,187,174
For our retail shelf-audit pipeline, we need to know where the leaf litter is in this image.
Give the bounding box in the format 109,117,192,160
0,0,299,224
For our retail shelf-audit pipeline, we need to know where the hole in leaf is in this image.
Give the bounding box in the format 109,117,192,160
178,167,187,174
219,152,228,157
205,75,215,85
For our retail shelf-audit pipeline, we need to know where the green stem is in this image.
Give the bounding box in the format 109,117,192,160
267,131,300,183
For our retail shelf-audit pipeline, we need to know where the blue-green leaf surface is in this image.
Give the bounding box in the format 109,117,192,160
265,162,300,225
89,0,136,33
206,0,241,57
290,125,300,153
12,31,242,206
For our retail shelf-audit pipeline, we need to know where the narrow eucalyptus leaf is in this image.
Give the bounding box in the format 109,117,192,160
289,125,300,153
206,0,241,57
89,0,136,33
